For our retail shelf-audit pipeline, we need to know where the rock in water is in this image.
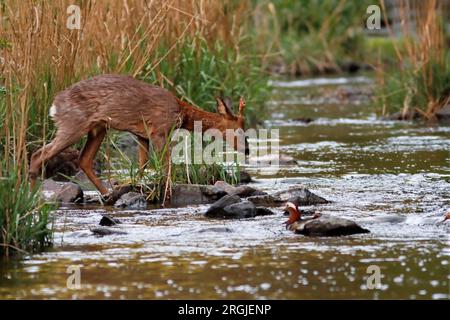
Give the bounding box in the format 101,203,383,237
114,192,147,209
99,215,122,226
239,171,252,183
42,179,83,203
214,181,237,194
256,207,275,216
290,216,369,237
214,181,267,198
171,184,227,206
205,195,241,218
436,104,450,124
273,186,329,205
222,201,257,219
247,194,281,207
205,195,274,219
90,226,127,236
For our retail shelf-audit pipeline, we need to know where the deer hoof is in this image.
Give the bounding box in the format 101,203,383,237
100,193,115,205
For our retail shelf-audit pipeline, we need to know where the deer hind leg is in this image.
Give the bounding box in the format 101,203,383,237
29,129,87,189
78,126,108,196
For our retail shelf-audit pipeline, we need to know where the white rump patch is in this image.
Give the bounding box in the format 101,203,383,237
49,104,57,118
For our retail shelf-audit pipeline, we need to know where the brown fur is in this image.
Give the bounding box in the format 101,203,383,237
29,74,246,196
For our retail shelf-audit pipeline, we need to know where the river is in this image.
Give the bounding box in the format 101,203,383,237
0,75,448,299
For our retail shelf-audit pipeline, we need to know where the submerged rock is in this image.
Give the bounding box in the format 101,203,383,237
205,195,271,219
289,216,369,237
359,214,407,224
99,215,122,226
90,226,127,236
222,201,257,219
255,207,275,216
247,194,281,207
239,171,253,184
198,227,233,233
205,194,241,218
205,195,273,219
171,184,227,206
42,179,83,203
114,192,147,209
436,105,450,124
214,181,236,194
273,186,329,206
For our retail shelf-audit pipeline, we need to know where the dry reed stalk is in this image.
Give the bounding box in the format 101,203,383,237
379,0,446,119
0,0,251,178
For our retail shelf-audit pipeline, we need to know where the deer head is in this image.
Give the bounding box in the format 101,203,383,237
215,96,249,155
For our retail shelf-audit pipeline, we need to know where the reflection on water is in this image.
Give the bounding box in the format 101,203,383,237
0,76,449,299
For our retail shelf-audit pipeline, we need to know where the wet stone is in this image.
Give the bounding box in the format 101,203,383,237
114,192,147,209
205,194,241,218
273,186,329,206
90,226,127,236
290,216,370,237
99,215,122,226
436,104,450,124
239,171,252,184
171,184,227,206
256,207,275,216
247,194,282,207
214,181,267,198
42,179,83,203
221,201,257,219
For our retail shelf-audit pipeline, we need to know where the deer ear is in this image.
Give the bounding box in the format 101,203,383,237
223,96,234,114
215,97,233,117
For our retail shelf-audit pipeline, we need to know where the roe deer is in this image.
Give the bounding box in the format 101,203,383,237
29,74,248,197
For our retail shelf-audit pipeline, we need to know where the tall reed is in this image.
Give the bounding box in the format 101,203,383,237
376,0,450,119
0,0,267,255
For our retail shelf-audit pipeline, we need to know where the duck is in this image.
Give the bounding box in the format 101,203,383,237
439,212,450,224
284,202,321,232
284,201,369,236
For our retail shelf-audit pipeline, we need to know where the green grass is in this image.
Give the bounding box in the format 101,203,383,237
0,163,54,257
142,37,269,125
372,2,450,118
374,52,450,117
93,131,241,203
263,0,371,75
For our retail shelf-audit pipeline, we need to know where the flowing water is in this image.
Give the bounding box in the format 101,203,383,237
1,76,449,299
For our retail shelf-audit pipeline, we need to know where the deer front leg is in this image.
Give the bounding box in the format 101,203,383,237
137,137,149,169
78,126,108,196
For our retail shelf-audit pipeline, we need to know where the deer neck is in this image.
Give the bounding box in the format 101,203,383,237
177,99,223,132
